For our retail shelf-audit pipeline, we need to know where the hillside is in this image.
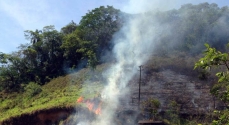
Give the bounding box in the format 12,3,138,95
0,64,108,124
1,2,229,125
0,54,220,125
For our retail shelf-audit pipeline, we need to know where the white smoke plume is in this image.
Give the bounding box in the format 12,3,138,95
85,8,163,125
76,0,226,125
75,1,171,125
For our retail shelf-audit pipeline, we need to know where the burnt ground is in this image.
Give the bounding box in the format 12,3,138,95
117,68,223,123
1,63,225,125
124,69,222,113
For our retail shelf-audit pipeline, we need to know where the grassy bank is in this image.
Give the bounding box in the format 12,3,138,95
0,64,107,122
0,55,212,124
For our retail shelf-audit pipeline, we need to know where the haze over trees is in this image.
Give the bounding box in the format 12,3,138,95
1,2,229,90
1,3,229,124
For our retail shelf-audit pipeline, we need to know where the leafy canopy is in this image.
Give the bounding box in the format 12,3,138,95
194,43,229,125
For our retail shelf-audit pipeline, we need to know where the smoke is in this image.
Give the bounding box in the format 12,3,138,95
121,0,219,13
76,4,164,125
75,1,177,125
74,1,229,125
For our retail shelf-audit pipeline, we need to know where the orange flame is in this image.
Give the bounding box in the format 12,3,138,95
77,96,84,103
94,104,101,115
86,101,94,111
76,96,102,115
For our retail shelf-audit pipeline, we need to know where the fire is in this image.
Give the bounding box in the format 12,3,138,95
77,96,84,103
94,105,101,115
86,101,94,111
76,96,102,115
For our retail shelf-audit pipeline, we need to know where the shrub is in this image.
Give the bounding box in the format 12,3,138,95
24,82,42,97
141,97,161,120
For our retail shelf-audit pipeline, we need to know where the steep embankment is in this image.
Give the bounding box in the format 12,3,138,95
0,54,220,124
1,106,74,125
118,54,221,114
0,64,108,124
62,54,220,124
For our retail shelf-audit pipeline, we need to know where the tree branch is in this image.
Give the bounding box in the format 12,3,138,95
224,61,229,71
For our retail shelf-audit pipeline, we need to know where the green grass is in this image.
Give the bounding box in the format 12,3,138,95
0,56,212,124
0,64,108,122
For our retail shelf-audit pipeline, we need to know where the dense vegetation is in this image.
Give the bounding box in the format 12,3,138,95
2,3,229,91
1,2,229,124
0,64,107,122
0,6,122,91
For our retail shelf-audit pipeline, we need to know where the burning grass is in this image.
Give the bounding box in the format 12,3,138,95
0,64,108,123
0,56,215,124
77,96,102,115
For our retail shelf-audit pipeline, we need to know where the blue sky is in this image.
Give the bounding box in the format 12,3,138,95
1,0,229,53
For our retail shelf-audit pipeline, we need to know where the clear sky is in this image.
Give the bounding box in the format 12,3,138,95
1,0,229,53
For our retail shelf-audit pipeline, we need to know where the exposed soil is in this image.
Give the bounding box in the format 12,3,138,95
1,63,224,125
0,106,75,125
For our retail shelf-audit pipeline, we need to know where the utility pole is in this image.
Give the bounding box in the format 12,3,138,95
138,65,143,110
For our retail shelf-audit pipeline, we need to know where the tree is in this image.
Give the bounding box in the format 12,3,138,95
61,21,78,35
61,29,85,69
194,43,229,125
42,25,64,75
0,52,8,64
0,53,24,91
24,29,42,44
154,3,229,55
78,6,122,66
24,26,64,84
24,29,44,82
61,28,98,69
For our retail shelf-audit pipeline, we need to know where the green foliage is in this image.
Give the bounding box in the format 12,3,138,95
194,44,229,102
61,6,122,69
2,3,229,124
194,43,229,124
212,110,229,125
0,52,8,64
194,44,229,70
60,21,77,35
0,65,103,122
1,5,123,90
0,54,25,92
78,5,122,67
22,25,65,84
61,29,92,69
141,97,161,120
24,82,42,97
164,100,182,125
2,3,229,92
155,3,229,54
